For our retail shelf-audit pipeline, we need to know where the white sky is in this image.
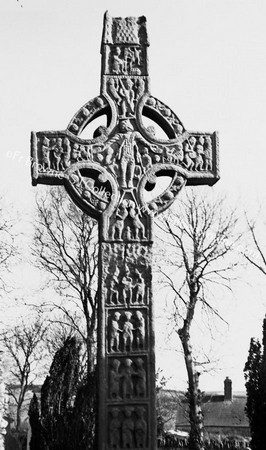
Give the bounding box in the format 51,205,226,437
1,0,266,393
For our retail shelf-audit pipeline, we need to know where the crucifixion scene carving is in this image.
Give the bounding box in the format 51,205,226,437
31,11,219,450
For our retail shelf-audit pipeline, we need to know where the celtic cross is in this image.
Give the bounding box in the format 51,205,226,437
31,12,219,450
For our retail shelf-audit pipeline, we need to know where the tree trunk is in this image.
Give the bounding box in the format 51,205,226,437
178,293,204,450
16,402,22,432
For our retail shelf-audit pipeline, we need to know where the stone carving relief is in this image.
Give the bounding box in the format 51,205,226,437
122,313,134,352
109,407,121,448
135,134,214,174
103,13,148,48
38,135,99,174
102,243,151,306
138,170,186,218
68,96,107,135
110,200,147,242
106,266,148,306
34,124,215,198
108,310,147,353
68,169,112,214
107,77,146,116
40,136,71,172
145,96,184,137
122,406,134,448
109,357,147,401
109,46,143,75
103,119,160,187
115,17,140,44
108,405,148,449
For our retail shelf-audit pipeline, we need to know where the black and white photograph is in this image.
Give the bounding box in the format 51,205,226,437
1,1,266,449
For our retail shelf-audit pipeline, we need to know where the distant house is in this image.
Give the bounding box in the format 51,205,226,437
159,377,250,439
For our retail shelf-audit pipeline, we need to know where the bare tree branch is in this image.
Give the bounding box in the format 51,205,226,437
155,188,240,447
31,187,98,373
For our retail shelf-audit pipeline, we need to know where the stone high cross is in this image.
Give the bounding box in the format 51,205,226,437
31,12,219,450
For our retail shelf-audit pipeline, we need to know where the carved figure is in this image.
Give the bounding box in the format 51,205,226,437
122,312,134,352
176,142,184,163
194,137,204,171
122,407,134,448
110,408,121,448
109,267,120,304
111,200,128,240
165,143,183,164
51,138,64,171
71,143,81,162
135,78,145,98
121,266,133,304
183,141,195,170
135,310,145,349
110,312,122,352
110,359,121,400
135,358,146,398
119,78,135,116
124,47,135,73
204,135,212,171
105,144,115,165
112,47,125,74
134,270,145,304
41,137,50,170
141,147,152,171
128,201,146,240
135,407,147,448
107,78,122,105
79,144,89,160
134,48,141,65
62,137,71,169
121,358,135,399
107,119,152,188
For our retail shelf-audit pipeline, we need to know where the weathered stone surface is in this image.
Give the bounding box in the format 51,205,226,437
31,12,219,450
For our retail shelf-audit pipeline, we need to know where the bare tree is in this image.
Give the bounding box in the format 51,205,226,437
32,187,98,373
155,189,240,450
0,319,48,431
244,208,266,276
0,195,18,296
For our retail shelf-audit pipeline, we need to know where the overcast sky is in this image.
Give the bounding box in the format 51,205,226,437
1,0,266,393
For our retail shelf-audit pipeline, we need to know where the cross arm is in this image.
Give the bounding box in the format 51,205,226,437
31,129,107,186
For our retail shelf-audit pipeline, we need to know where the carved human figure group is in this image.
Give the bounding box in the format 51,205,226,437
109,310,146,353
107,265,145,305
109,357,147,401
110,45,143,76
109,406,147,449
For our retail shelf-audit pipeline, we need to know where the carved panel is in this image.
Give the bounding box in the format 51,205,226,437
108,405,148,449
108,309,148,354
108,47,144,76
101,243,152,306
108,356,148,401
105,76,147,117
102,13,149,47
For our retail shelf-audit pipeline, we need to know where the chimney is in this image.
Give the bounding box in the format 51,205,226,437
224,376,232,401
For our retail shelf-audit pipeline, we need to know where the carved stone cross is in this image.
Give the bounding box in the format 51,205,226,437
31,12,219,450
